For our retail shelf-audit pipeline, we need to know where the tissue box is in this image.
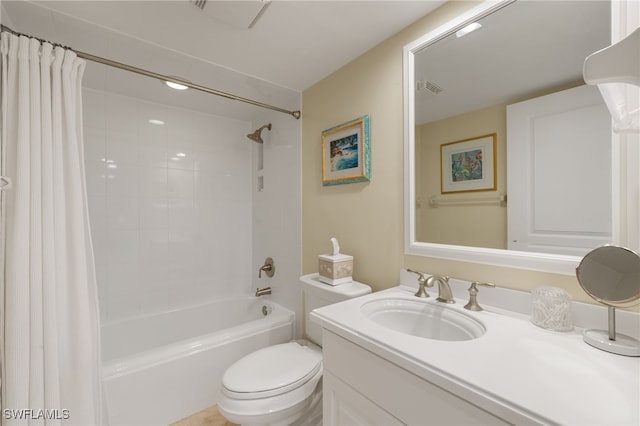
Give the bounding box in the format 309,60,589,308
318,253,353,285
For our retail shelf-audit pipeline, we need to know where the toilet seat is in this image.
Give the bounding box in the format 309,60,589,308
222,342,322,400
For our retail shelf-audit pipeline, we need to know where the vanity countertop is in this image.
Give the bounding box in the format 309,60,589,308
310,285,640,425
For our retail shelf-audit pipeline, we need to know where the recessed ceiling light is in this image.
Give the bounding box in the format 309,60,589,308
148,119,165,125
165,80,189,91
456,22,482,38
176,152,186,158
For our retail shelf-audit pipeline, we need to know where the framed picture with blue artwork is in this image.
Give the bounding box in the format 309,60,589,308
440,133,496,194
322,115,371,186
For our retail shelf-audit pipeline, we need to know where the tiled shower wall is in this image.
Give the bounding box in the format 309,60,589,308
83,88,253,324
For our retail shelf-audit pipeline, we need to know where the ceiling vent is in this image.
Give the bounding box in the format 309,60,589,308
193,0,271,29
191,0,206,10
416,79,444,95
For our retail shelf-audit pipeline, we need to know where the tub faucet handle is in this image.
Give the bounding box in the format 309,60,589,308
464,282,496,311
258,257,275,278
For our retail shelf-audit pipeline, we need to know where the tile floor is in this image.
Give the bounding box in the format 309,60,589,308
170,406,237,426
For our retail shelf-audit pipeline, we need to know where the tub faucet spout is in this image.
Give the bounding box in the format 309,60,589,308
255,287,272,297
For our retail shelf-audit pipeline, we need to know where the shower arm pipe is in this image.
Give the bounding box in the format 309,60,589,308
0,25,301,120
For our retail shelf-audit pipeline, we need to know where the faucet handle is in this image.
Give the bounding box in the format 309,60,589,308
407,269,432,298
407,268,426,282
464,281,496,311
258,257,275,278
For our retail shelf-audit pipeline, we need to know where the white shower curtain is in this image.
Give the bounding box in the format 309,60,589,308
0,32,102,425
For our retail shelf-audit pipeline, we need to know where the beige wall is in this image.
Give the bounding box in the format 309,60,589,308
416,104,507,249
301,1,592,303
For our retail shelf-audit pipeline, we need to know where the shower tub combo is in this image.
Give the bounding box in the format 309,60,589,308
101,297,294,425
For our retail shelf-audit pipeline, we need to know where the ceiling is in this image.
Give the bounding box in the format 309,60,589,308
414,0,611,124
2,1,610,123
1,0,445,92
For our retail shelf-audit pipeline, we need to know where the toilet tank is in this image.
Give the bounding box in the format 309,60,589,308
300,273,371,345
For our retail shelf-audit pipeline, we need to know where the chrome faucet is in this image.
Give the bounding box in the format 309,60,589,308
427,275,454,304
255,287,272,297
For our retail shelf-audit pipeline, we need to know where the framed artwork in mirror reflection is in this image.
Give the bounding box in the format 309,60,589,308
322,115,371,186
440,133,496,194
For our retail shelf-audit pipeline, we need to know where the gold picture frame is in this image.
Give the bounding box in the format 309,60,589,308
440,133,497,194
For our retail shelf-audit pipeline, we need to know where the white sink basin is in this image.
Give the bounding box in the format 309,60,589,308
361,298,485,341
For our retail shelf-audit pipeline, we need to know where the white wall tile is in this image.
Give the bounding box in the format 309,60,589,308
85,161,107,198
138,142,168,169
87,196,107,233
84,88,298,325
139,167,167,198
167,153,194,170
106,129,139,166
193,150,221,172
194,170,215,200
138,260,170,288
105,94,139,135
167,132,194,170
168,169,194,199
107,197,139,230
251,112,303,338
107,230,139,265
90,231,108,273
138,287,169,315
139,230,169,263
139,198,168,229
83,89,106,131
106,165,139,198
84,127,106,164
107,260,140,293
168,199,197,231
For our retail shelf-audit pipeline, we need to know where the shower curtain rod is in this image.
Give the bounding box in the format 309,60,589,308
0,24,301,120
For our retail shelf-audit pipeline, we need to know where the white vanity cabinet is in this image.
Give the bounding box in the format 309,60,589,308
312,286,640,425
322,331,508,426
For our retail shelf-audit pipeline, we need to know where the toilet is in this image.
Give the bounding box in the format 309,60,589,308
217,273,371,426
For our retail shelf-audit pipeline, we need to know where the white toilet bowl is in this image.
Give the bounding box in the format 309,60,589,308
217,341,323,426
217,274,371,426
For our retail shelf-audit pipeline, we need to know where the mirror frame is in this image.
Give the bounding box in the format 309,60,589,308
403,0,621,275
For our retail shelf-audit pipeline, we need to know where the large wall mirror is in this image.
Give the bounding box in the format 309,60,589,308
404,0,629,275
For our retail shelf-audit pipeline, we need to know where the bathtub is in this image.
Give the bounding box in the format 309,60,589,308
101,297,294,426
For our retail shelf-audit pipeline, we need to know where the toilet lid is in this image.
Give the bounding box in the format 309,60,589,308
222,342,322,399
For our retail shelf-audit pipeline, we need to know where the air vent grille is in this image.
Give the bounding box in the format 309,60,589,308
191,0,207,10
416,80,444,94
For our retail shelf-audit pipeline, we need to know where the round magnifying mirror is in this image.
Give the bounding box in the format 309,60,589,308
576,245,640,356
577,245,640,307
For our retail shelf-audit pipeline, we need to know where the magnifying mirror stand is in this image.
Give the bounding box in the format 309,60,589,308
577,245,640,357
583,306,640,357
